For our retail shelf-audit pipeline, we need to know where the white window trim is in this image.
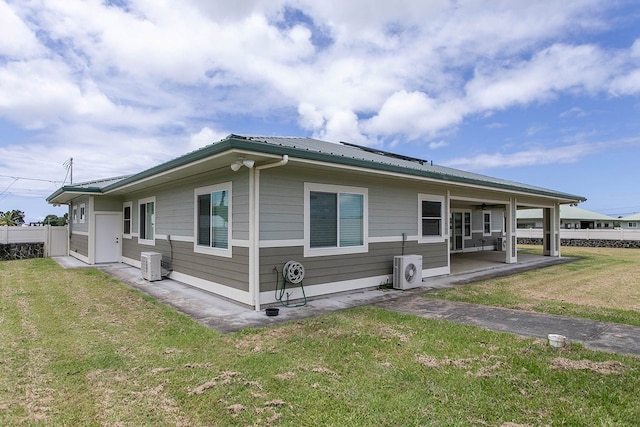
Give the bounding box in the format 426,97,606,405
138,196,156,246
483,210,492,236
304,183,368,257
72,205,78,224
418,194,446,243
123,201,132,239
194,182,232,258
464,211,472,240
79,203,86,224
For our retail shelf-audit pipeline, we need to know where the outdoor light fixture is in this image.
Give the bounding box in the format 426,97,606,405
230,158,255,171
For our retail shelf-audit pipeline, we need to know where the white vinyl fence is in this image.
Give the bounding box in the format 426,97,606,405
0,225,69,257
517,228,640,241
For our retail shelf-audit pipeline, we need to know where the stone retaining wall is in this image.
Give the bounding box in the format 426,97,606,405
0,243,45,260
518,238,640,249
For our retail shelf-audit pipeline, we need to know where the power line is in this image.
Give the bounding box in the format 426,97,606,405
0,174,61,184
0,177,19,201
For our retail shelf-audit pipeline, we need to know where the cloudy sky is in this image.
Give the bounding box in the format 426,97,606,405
1,0,640,223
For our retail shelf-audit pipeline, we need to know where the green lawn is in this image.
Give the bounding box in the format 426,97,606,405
1,258,639,426
426,246,640,326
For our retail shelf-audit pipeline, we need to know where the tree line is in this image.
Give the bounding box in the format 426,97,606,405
0,210,68,226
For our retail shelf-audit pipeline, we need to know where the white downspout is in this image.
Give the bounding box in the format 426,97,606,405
252,155,289,311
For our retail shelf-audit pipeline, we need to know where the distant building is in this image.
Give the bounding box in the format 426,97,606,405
619,213,640,229
517,205,615,229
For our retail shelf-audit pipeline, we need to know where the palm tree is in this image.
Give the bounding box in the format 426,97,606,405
0,210,25,226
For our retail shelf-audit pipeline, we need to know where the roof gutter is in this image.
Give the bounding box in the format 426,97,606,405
251,155,289,312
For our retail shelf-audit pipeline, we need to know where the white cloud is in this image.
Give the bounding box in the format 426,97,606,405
428,140,448,149
188,127,228,152
0,0,42,58
444,137,640,170
610,69,640,95
466,44,611,111
363,90,467,139
297,102,325,130
315,109,366,144
559,107,588,118
526,125,546,137
444,143,598,170
0,0,638,186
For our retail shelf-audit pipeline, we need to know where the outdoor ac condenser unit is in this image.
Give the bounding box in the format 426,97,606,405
141,252,162,281
393,254,423,290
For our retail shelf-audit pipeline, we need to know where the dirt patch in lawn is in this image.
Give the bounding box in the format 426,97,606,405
551,358,631,375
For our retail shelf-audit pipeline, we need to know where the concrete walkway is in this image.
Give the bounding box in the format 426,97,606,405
374,297,640,357
52,255,640,357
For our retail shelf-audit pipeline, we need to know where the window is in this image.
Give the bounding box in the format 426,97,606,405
483,211,491,236
194,183,232,257
464,212,471,238
138,197,155,245
72,205,78,224
305,183,367,256
629,222,637,228
123,202,132,237
79,203,86,223
418,194,445,243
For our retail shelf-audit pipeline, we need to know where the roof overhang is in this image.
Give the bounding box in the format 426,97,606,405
46,135,586,205
46,187,103,205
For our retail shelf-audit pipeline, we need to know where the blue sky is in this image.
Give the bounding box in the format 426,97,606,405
1,0,640,223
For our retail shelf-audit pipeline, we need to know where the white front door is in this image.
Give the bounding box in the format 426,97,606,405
95,213,120,263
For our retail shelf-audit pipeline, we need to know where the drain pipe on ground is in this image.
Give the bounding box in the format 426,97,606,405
251,155,289,312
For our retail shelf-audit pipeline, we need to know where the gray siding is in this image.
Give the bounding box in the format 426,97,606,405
127,169,250,241
259,165,447,241
70,233,88,256
123,237,249,292
94,196,123,212
70,196,90,234
259,168,304,241
259,241,447,292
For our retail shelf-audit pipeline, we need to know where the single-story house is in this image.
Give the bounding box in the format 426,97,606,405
517,205,614,230
619,213,640,229
47,135,585,310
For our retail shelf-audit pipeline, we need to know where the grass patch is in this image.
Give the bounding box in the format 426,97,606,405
427,246,640,326
1,258,639,425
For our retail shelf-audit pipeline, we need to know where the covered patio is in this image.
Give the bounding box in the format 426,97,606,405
447,249,566,277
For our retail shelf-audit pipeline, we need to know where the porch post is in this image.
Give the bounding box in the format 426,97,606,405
505,198,517,264
542,205,560,257
552,203,561,257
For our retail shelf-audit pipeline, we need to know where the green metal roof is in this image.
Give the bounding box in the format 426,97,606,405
47,134,586,203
